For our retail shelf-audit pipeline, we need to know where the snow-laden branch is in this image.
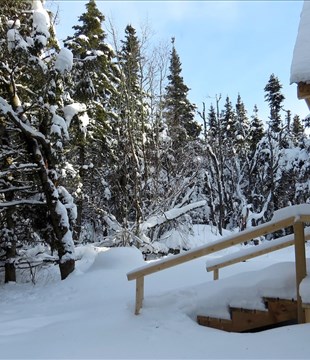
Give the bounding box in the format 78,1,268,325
0,163,39,177
0,97,50,151
246,192,272,227
140,200,206,231
0,200,46,208
0,186,33,193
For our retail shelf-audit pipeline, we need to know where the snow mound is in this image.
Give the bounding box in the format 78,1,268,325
88,247,145,272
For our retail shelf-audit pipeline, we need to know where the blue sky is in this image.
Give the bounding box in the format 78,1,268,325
49,1,308,123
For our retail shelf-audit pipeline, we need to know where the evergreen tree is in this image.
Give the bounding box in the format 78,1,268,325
235,94,250,152
163,40,200,150
0,0,76,280
249,105,264,152
110,24,148,229
292,114,305,146
264,74,285,134
207,103,218,139
65,0,118,102
221,96,236,142
64,0,119,241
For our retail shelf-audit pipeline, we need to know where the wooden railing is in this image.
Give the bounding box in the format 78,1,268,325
206,229,310,280
127,205,310,323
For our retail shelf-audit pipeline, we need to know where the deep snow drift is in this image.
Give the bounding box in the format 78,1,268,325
0,225,310,359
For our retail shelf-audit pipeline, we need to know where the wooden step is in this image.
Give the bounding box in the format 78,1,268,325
197,298,298,332
197,315,234,332
229,307,272,332
264,297,297,323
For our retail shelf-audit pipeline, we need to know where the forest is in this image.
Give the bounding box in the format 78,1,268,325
0,0,309,282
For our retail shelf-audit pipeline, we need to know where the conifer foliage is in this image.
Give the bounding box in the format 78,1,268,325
0,0,76,280
163,40,201,150
64,0,119,242
0,1,309,283
264,73,285,134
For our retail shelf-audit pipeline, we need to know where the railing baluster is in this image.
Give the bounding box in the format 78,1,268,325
135,276,144,315
294,221,307,324
213,268,219,280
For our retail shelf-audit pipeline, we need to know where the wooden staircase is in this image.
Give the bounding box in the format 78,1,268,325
197,297,298,332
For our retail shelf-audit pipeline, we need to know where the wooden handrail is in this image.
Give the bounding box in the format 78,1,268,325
206,229,310,280
127,206,310,317
127,217,294,281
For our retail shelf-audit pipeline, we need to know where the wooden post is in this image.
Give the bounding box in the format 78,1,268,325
213,268,219,281
303,304,310,323
135,276,144,315
293,222,307,323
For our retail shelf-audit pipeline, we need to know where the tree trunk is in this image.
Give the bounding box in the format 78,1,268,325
74,145,85,242
4,192,16,283
5,261,16,283
5,231,16,283
1,79,76,281
59,259,75,280
33,140,75,280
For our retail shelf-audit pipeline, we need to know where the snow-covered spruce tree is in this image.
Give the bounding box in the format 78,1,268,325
0,0,31,281
292,114,306,146
207,102,220,140
64,0,120,242
217,96,248,230
242,105,266,222
264,73,285,135
110,24,149,232
248,105,265,153
143,40,205,248
158,41,203,219
0,0,76,280
250,130,284,225
201,96,251,232
234,94,250,155
221,96,236,150
204,99,224,233
163,39,201,152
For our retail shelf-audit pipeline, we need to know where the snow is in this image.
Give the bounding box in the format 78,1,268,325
279,147,309,172
0,97,47,141
63,103,89,134
63,103,85,125
51,113,69,140
79,112,90,134
300,276,310,303
7,28,28,52
7,19,21,29
290,1,310,84
272,203,310,222
55,48,73,74
58,185,77,221
140,200,206,231
1,226,309,359
31,0,51,47
77,34,89,42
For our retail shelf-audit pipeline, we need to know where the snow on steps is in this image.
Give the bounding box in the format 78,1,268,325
197,297,298,333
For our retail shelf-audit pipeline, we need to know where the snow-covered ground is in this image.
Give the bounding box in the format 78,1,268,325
1,225,310,359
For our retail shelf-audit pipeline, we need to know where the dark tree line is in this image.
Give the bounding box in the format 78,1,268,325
0,0,309,282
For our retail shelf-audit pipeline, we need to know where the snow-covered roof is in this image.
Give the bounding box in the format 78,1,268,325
290,1,310,84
